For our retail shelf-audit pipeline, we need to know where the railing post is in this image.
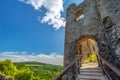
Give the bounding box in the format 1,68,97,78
54,58,83,80
78,60,80,74
76,59,80,74
72,65,75,80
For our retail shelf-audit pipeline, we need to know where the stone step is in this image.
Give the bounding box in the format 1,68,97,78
81,67,101,70
80,68,102,72
77,66,108,80
77,75,107,80
80,69,102,72
80,71,103,76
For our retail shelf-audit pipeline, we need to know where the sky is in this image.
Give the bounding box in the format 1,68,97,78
0,0,83,65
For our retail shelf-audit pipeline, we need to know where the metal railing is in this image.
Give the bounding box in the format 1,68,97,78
54,59,80,80
54,53,120,80
97,53,120,80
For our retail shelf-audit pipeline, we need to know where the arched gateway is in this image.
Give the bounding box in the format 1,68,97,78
76,35,99,66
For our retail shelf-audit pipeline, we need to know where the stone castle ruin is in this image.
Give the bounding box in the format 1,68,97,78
64,0,120,79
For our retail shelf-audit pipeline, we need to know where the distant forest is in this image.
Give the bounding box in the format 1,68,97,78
0,59,63,80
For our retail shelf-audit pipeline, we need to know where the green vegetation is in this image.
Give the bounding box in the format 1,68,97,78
83,54,97,63
0,59,63,80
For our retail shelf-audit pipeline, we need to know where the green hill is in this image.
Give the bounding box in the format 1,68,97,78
0,59,63,80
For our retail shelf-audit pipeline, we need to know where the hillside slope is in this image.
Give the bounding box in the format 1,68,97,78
0,59,63,80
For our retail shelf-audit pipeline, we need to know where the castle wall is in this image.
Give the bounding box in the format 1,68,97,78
97,0,120,56
64,0,120,79
64,0,104,67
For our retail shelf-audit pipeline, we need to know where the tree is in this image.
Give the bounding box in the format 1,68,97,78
15,68,33,80
0,59,17,76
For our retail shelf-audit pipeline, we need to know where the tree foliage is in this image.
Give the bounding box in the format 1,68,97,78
0,59,17,76
83,54,97,63
15,68,33,80
0,59,63,80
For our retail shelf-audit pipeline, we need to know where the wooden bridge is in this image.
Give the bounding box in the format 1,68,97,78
54,53,120,80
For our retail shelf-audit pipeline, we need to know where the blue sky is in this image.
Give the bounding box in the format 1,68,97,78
0,0,83,65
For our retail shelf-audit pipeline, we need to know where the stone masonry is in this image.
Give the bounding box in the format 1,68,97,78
64,0,120,79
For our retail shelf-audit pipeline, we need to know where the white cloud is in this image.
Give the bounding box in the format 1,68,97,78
1,51,28,55
0,52,63,66
19,0,65,30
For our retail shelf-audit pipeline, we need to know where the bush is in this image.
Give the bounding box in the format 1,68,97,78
0,59,17,76
83,54,97,63
15,68,33,80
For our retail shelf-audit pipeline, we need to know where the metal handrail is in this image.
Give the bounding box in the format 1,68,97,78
54,59,79,80
97,53,120,80
54,52,120,80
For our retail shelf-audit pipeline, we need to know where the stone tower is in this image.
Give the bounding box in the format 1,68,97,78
64,0,120,78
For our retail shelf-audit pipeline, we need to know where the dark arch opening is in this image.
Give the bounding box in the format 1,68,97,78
76,35,99,68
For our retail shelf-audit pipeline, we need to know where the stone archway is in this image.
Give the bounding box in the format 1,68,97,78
76,35,99,68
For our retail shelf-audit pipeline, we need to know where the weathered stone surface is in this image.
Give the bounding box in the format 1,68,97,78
64,0,120,79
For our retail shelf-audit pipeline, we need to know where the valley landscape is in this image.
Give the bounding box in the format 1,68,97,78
0,59,63,80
